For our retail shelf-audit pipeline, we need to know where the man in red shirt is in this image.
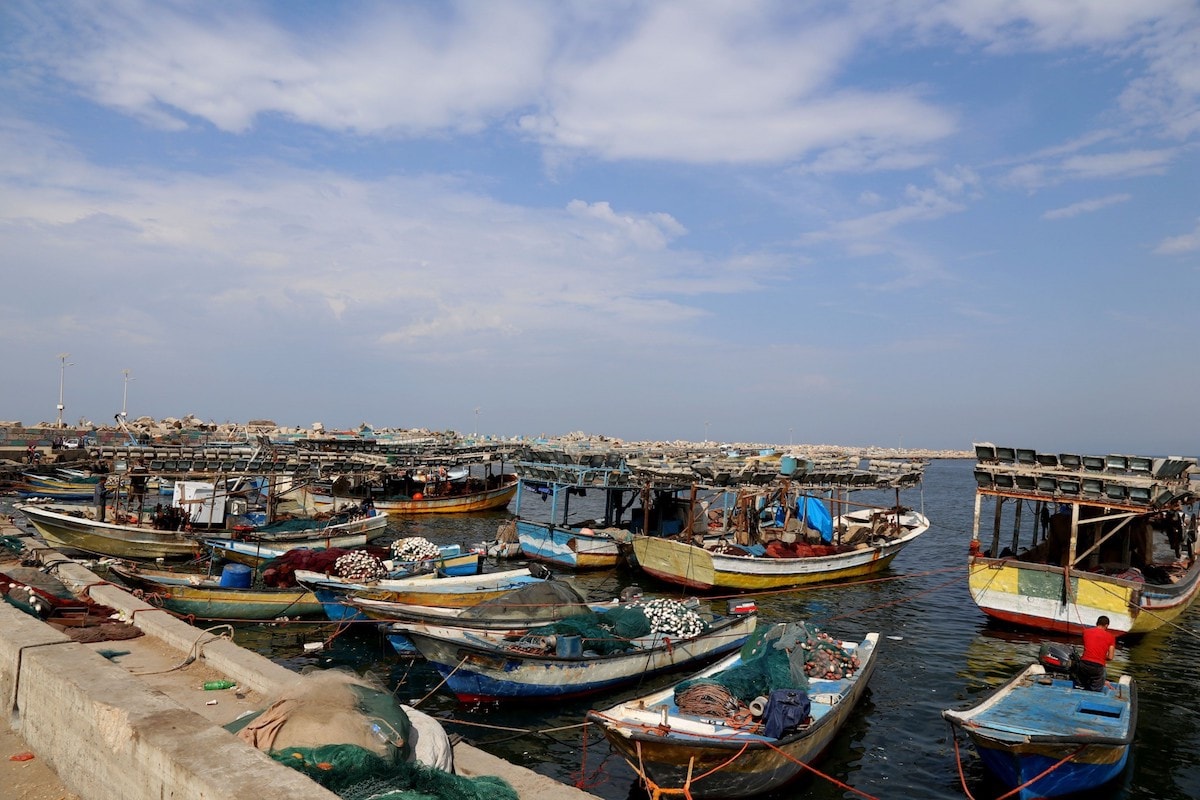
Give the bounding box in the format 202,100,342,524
1075,615,1117,691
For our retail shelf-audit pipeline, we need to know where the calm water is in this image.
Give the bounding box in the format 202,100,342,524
9,459,1200,799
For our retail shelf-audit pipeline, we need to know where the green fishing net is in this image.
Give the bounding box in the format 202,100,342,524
272,744,517,800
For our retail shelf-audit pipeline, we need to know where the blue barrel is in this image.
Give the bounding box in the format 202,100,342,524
219,563,252,588
556,635,582,658
780,455,798,476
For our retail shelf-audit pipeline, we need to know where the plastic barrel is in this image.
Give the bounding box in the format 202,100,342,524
219,563,252,588
780,455,798,476
556,635,582,658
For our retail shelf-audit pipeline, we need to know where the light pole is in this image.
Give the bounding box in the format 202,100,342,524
474,407,481,437
121,369,134,419
56,353,73,428
704,420,710,443
789,427,794,447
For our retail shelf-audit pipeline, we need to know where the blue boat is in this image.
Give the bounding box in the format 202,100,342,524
397,600,757,703
943,661,1136,799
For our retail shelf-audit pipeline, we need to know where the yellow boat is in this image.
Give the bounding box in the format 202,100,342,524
968,444,1200,636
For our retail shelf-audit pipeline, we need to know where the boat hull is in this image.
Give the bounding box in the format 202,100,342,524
967,555,1200,636
944,664,1135,800
632,517,928,591
591,633,879,798
972,738,1130,800
404,613,757,703
305,475,517,515
516,520,622,570
110,567,324,620
16,503,201,559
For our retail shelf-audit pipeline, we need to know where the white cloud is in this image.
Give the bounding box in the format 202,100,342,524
1042,193,1132,220
1154,217,1200,255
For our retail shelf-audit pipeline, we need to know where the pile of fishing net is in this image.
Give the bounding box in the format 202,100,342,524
334,551,389,582
673,622,859,715
518,598,709,655
231,670,513,800
390,537,441,561
630,597,707,639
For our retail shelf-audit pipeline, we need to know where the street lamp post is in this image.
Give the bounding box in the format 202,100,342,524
704,420,710,443
474,407,481,437
121,369,134,418
56,353,73,428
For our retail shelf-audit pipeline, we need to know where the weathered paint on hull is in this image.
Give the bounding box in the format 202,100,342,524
973,739,1130,800
967,556,1200,636
307,477,517,515
632,532,920,591
597,654,877,798
17,504,201,559
155,586,324,620
516,520,622,570
408,614,756,702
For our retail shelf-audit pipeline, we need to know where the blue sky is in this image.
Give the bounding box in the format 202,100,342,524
2,1,1198,454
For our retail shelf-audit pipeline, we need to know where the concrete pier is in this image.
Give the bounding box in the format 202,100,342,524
0,522,604,800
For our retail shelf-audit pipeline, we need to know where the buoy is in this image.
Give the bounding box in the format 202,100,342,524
413,493,423,501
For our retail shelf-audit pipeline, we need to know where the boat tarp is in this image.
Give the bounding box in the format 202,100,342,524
798,496,833,542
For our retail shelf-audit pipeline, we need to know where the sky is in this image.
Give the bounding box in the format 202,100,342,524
2,1,1199,455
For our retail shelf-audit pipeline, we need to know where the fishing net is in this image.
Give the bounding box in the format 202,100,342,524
673,622,860,712
519,599,709,654
273,745,517,800
458,580,589,623
0,535,24,555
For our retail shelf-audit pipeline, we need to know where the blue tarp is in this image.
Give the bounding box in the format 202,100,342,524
797,496,833,542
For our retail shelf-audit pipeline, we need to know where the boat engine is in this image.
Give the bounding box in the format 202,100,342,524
1037,642,1077,677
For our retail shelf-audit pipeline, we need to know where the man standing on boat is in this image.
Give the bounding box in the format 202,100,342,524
1076,615,1116,691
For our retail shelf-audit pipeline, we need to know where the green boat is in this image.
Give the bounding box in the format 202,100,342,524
108,563,324,620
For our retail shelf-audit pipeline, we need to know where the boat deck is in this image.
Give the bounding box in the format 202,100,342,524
963,674,1131,744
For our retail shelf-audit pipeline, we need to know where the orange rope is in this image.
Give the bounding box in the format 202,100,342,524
763,740,881,800
948,721,1087,800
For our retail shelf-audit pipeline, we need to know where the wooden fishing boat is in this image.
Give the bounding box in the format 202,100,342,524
14,502,203,559
296,565,551,620
943,661,1136,799
304,473,518,515
204,537,478,575
108,563,324,620
512,445,702,570
366,579,617,656
632,506,930,592
13,501,385,561
396,600,757,703
587,622,879,798
968,444,1200,635
14,472,99,500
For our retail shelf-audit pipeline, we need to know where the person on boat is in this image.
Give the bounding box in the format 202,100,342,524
94,479,109,523
1076,615,1116,691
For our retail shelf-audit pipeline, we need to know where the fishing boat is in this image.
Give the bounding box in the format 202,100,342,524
633,503,931,592
13,501,385,561
303,472,518,515
108,563,324,620
13,472,100,500
943,655,1136,799
968,444,1200,635
204,537,478,575
296,564,553,620
587,621,879,798
396,598,757,703
365,579,622,656
512,444,703,570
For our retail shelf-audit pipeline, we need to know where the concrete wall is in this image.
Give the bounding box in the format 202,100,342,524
0,599,338,800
